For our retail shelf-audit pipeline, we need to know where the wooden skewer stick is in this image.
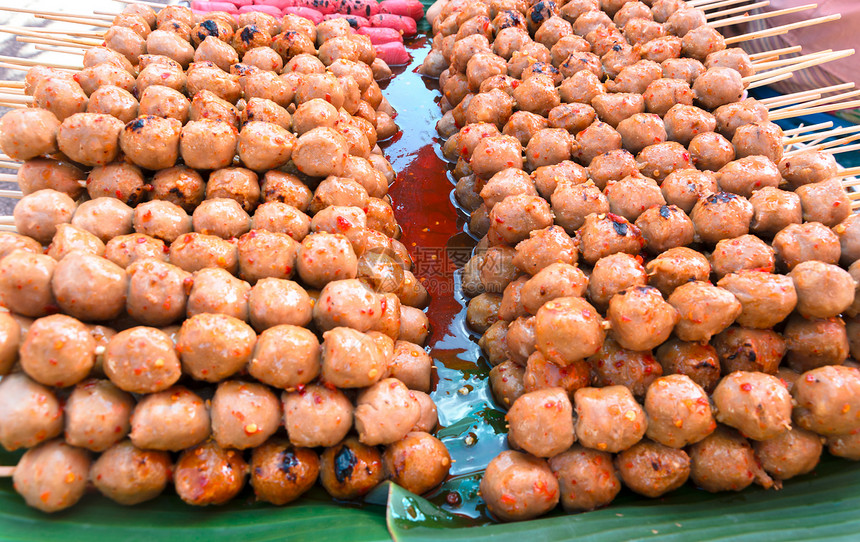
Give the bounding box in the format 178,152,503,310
753,50,833,70
34,14,112,28
691,0,753,11
770,98,860,120
0,53,80,70
0,466,13,477
0,189,23,199
0,174,19,183
711,2,816,29
0,6,111,19
749,45,803,61
0,81,25,89
0,94,33,104
783,124,860,146
14,32,102,47
746,71,793,90
93,11,122,18
743,49,854,84
0,161,21,169
16,36,95,50
761,82,855,105
114,0,166,8
0,215,14,225
725,13,841,44
786,132,860,156
0,25,102,44
0,87,25,95
34,45,86,56
705,0,770,20
28,27,107,39
776,89,860,113
782,122,833,137
766,93,823,110
0,103,25,109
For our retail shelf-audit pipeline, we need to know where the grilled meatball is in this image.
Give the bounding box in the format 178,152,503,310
587,253,647,309
645,374,715,448
507,388,575,457
86,162,145,206
192,198,252,240
551,179,609,233
716,271,795,329
238,121,295,171
146,29,194,67
174,441,248,506
548,445,620,511
663,104,714,147
282,384,352,448
176,313,255,382
608,286,677,351
656,339,721,392
480,450,559,522
19,314,94,388
186,267,251,321
169,232,238,274
587,149,638,190
712,327,786,375
604,175,666,222
125,259,189,326
690,426,772,492
713,371,792,441
52,253,127,321
0,373,62,451
120,116,181,170
64,378,133,453
635,204,694,253
710,234,775,278
535,296,605,365
779,150,838,189
574,385,645,453
578,212,645,264
660,169,717,213
789,261,855,319
150,166,205,212
321,326,386,388
520,263,588,314
733,121,784,164
56,113,123,167
512,225,579,275
773,222,841,270
661,57,705,84
784,315,849,372
249,438,319,505
104,233,167,268
615,440,690,497
681,25,725,62
793,365,860,436
689,131,734,172
797,178,851,228
129,386,210,452
690,192,753,245
754,427,822,482
104,327,181,394
13,189,75,245
616,113,667,155
319,437,384,500
490,360,526,409
210,380,280,450
589,338,664,397
178,120,238,170
607,60,663,94
559,70,605,104
382,432,450,495
32,78,88,122
0,250,57,318
17,158,85,199
354,378,421,446
716,155,781,198
90,440,171,505
592,93,645,129
668,281,741,342
132,201,191,244
13,440,90,513
636,141,693,183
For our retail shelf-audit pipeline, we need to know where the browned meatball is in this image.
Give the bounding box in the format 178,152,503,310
644,246,709,297
578,212,645,264
793,365,860,436
635,204,695,253
513,225,579,275
656,339,721,392
660,169,717,213
784,315,849,372
471,135,524,179
548,445,620,511
174,441,248,506
64,378,133,452
169,232,238,274
52,253,127,321
189,90,239,127
19,314,94,388
120,116,181,171
690,192,753,245
797,178,851,228
104,327,181,394
354,378,421,446
17,158,86,199
663,104,715,147
608,286,677,351
179,120,238,170
617,113,667,155
129,385,209,452
574,121,622,165
574,385,645,453
645,374,715,447
0,373,63,451
733,121,784,164
714,99,769,140
715,156,780,198
487,194,553,245
319,437,384,500
507,388,575,457
615,439,691,498
773,222,841,270
587,149,639,190
90,440,172,506
662,57,705,85
754,427,822,481
176,313,255,382
681,25,726,62
150,166,205,213
480,450,559,522
86,162,146,206
690,426,772,492
592,93,645,129
688,131,735,172
789,260,855,319
192,198,252,240
210,380,280,450
32,78,88,123
713,371,792,441
249,323,318,388
490,360,526,408
587,253,647,309
521,263,588,314
779,150,838,189
250,438,318,505
56,113,123,167
716,270,795,329
668,281,741,343
712,327,786,374
320,326,386,388
559,70,606,104
535,296,605,365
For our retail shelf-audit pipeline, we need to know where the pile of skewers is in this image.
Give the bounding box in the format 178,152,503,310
0,0,453,514
424,0,860,522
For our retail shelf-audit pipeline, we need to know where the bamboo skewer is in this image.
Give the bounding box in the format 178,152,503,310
770,98,860,120
34,14,112,28
749,45,803,61
746,71,793,90
0,94,33,105
743,49,854,84
0,216,13,225
710,3,817,29
775,89,860,113
0,103,25,109
0,81,25,89
752,50,833,70
761,82,855,105
783,124,860,146
705,1,770,20
725,14,841,44
0,466,14,477
93,11,122,18
0,161,21,169
0,53,80,70
16,37,94,50
691,0,754,11
0,25,102,45
766,93,823,110
114,0,166,8
0,6,111,19
0,174,19,183
782,122,833,136
34,45,86,56
0,190,23,199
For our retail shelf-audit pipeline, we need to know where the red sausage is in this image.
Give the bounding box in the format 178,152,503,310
324,13,371,27
239,4,283,16
282,6,324,23
374,42,411,65
295,0,341,15
379,0,423,21
359,26,403,43
341,0,380,18
255,0,295,8
226,0,253,6
191,1,239,13
369,13,416,36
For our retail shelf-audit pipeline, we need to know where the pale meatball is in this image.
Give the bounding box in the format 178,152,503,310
507,388,575,457
104,327,181,394
574,385,646,453
644,374,715,448
249,324,319,388
211,380,280,450
12,440,91,513
479,451,560,522
712,371,792,441
535,296,605,365
354,378,421,446
0,373,63,451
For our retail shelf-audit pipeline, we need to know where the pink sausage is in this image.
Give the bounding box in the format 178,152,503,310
295,0,341,15
191,1,240,12
254,0,295,9
374,42,411,65
369,13,417,36
358,26,403,43
379,0,423,21
324,13,370,28
225,0,253,6
340,0,380,18
282,6,324,23
239,3,282,15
